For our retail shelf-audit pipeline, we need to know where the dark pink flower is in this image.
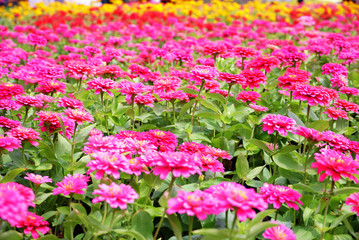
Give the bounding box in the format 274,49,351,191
86,77,117,97
292,85,334,106
92,183,138,209
65,108,94,125
263,224,296,240
0,116,21,129
53,174,89,196
0,99,22,111
260,183,303,210
15,95,43,108
240,69,267,89
249,104,268,112
312,148,359,182
57,97,84,109
143,130,178,152
293,126,323,142
323,107,348,120
24,173,52,185
334,99,359,113
339,87,359,97
261,114,296,136
16,212,50,239
345,192,359,216
0,82,24,100
8,126,42,146
237,91,261,103
27,33,47,47
0,135,21,152
35,80,66,94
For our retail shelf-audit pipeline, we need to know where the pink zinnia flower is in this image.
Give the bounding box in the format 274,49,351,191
53,174,89,196
65,108,94,125
92,183,138,209
323,107,348,120
330,75,348,88
84,135,121,154
153,76,182,93
293,126,323,142
57,97,84,109
339,86,359,97
27,33,47,47
245,56,280,73
24,173,52,185
218,72,244,85
16,212,50,239
179,142,206,154
0,99,22,111
249,104,268,112
205,182,268,221
233,46,257,59
158,91,189,103
312,148,359,182
86,77,117,97
263,224,296,240
260,183,303,210
204,145,232,160
199,154,224,173
35,80,66,95
0,135,21,152
345,192,359,216
167,190,220,220
292,85,333,106
144,151,202,180
7,126,42,146
0,116,21,129
261,114,296,136
0,82,24,100
321,131,350,152
143,130,178,152
237,91,261,103
322,63,347,77
86,152,132,179
334,99,359,113
0,182,35,226
240,69,267,89
15,95,43,109
190,65,218,85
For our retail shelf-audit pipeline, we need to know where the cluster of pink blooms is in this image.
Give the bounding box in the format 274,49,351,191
261,114,296,136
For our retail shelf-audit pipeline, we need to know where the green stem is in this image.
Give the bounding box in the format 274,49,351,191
69,196,74,240
303,143,313,183
101,202,108,225
230,209,238,240
320,180,335,240
172,102,176,124
273,131,279,150
226,84,233,103
131,96,135,131
70,122,78,169
188,216,194,240
250,123,255,139
191,81,205,126
153,177,176,240
306,105,311,126
318,107,323,120
274,210,278,221
109,210,117,229
23,107,29,124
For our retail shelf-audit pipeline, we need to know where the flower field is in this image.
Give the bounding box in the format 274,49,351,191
1,1,359,239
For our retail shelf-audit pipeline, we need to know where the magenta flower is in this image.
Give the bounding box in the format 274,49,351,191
260,183,303,210
27,33,47,47
323,107,348,120
205,182,268,221
263,224,296,240
92,183,138,209
35,80,66,95
345,192,359,216
143,130,178,152
86,152,132,179
53,174,89,196
249,104,268,112
240,69,267,89
199,154,224,173
8,127,42,146
261,114,296,136
24,173,52,185
15,212,50,239
167,190,220,220
57,97,84,109
312,148,359,182
0,116,21,129
0,135,21,152
292,85,334,106
144,151,202,180
65,108,94,125
86,77,117,97
237,91,261,103
15,95,43,109
334,99,359,113
293,126,323,143
0,82,24,100
190,65,218,85
339,86,359,97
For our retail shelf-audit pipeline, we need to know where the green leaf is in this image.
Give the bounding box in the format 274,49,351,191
236,154,249,179
0,168,26,183
33,163,53,171
193,228,231,239
0,231,23,240
204,92,227,104
333,234,353,240
131,211,153,240
246,166,265,180
167,214,183,240
246,139,270,153
35,192,53,205
273,153,304,172
249,209,276,227
329,212,354,229
55,134,72,158
308,120,329,131
179,99,196,119
274,145,300,155
38,142,56,160
37,236,60,240
334,187,359,196
247,222,278,238
288,111,305,127
293,183,320,194
112,229,146,240
199,98,221,114
196,112,221,120
75,123,96,143
200,177,230,189
179,87,200,96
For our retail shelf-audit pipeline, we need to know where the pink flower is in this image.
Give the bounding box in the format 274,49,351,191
260,183,303,210
330,75,347,88
0,182,35,226
240,69,267,89
134,94,156,107
205,182,268,221
345,192,359,216
158,91,189,103
86,77,117,97
266,143,279,151
53,174,89,196
0,99,22,111
233,46,257,58
204,145,232,160
237,91,261,103
261,114,296,136
339,87,359,97
143,130,178,152
58,97,84,109
249,104,268,112
65,108,94,125
87,152,132,179
245,56,280,73
218,72,244,85
321,131,350,152
84,135,121,154
0,82,24,100
179,142,206,154
92,183,138,209
27,33,47,47
323,107,348,120
292,85,334,106
144,151,202,180
167,190,220,220
334,99,359,113
7,126,42,146
15,95,43,108
312,148,359,182
278,68,310,90
263,224,296,240
293,126,323,142
24,173,52,185
15,212,50,239
199,154,224,173
0,135,21,151
153,76,182,93
36,111,74,138
203,42,227,56
35,80,66,94
322,63,347,77
0,116,21,129
190,65,218,85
